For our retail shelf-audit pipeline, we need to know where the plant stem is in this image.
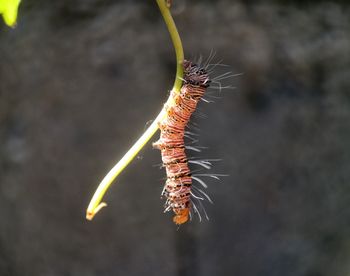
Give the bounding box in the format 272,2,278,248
157,0,184,93
86,0,184,220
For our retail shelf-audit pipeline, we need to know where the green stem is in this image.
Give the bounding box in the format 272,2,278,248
86,0,185,220
156,0,184,93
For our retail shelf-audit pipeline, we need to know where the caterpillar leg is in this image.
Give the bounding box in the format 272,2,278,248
173,208,190,225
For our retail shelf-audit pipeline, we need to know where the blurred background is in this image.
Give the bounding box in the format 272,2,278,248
0,0,350,275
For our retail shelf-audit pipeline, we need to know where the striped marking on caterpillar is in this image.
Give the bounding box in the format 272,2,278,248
153,60,211,225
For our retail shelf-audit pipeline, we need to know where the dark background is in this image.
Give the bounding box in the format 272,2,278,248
1,0,350,275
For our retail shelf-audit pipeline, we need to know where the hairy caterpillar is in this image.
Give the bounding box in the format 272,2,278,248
153,60,211,225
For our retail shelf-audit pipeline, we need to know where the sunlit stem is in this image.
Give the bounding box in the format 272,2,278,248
86,0,184,220
157,0,184,93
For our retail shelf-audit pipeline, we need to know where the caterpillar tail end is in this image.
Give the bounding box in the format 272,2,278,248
173,208,190,225
86,202,107,221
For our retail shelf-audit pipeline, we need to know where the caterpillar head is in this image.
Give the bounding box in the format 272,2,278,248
183,60,211,88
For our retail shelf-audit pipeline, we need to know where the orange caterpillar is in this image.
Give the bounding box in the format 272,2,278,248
153,60,210,224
